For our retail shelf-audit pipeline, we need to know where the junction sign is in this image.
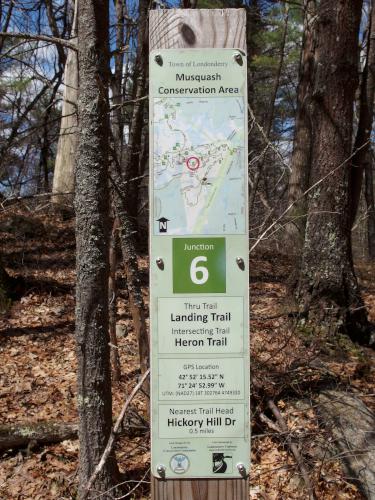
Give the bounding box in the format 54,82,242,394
149,48,249,479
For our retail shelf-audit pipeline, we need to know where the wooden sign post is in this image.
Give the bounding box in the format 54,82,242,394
149,9,249,500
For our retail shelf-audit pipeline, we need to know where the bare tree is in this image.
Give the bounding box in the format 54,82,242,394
366,152,375,259
111,0,150,384
75,0,120,496
296,0,371,344
286,0,316,249
249,2,289,214
52,0,78,207
349,0,375,259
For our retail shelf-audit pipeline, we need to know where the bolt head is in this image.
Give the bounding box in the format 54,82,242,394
156,257,164,270
233,52,243,66
156,464,166,478
236,257,245,270
155,54,163,66
237,463,247,477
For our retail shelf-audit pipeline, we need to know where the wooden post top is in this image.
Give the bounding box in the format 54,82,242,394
150,9,246,52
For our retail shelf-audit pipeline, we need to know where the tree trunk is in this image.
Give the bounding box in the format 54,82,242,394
0,0,13,54
286,0,316,249
0,258,13,312
109,217,121,382
110,0,125,157
246,0,261,104
45,0,67,70
111,0,150,387
111,177,150,386
249,3,289,214
109,0,147,383
75,0,119,497
296,0,371,344
107,0,124,385
52,1,78,208
349,0,375,226
121,0,148,229
37,79,62,193
365,153,375,259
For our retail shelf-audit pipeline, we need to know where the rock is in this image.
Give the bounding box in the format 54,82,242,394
318,390,375,498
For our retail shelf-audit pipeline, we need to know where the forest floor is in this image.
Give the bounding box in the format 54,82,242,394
0,204,374,500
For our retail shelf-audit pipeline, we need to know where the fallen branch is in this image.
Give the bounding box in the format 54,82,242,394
82,368,150,499
0,409,148,453
0,422,77,451
267,399,316,500
259,412,281,433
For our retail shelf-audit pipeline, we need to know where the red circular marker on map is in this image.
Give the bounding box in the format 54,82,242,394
186,156,200,171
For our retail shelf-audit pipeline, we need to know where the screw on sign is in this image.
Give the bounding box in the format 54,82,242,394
186,156,200,171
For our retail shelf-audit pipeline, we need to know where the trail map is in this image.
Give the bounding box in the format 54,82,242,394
153,96,246,235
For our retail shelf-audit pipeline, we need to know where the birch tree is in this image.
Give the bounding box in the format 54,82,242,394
52,1,78,207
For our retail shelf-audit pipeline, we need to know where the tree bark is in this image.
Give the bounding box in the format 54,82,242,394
75,0,119,497
109,217,121,382
349,0,375,227
110,0,125,157
366,153,375,259
107,0,124,385
52,1,78,207
296,0,371,344
286,0,316,249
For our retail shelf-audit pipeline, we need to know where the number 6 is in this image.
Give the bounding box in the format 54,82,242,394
190,256,209,285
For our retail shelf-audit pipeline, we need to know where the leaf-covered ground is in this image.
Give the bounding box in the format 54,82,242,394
0,204,374,499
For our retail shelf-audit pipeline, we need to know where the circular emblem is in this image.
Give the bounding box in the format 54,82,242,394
186,156,200,171
170,454,190,474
